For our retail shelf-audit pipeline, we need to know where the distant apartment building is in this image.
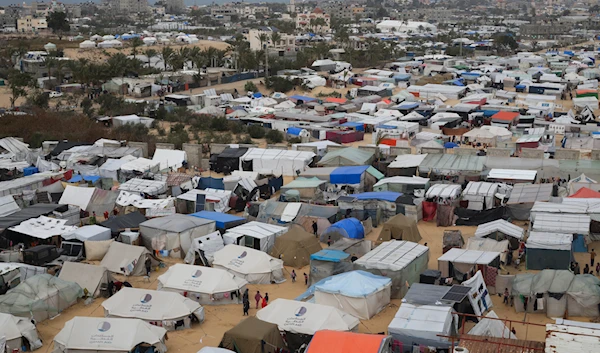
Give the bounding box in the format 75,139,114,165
245,27,296,51
165,0,185,14
211,6,235,17
236,5,269,17
17,16,47,33
296,8,330,33
519,23,572,38
118,0,149,13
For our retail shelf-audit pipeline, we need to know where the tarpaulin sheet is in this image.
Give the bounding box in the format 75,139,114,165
422,201,437,221
455,207,507,226
199,177,225,190
330,166,369,184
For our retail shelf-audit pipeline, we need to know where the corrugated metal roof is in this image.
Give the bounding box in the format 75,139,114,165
475,219,524,240
507,184,553,204
530,201,588,214
546,320,600,353
438,248,500,265
463,181,500,197
532,213,591,234
488,169,537,181
354,240,428,271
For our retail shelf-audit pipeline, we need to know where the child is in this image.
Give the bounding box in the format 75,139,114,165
503,288,509,305
291,270,296,282
596,262,600,276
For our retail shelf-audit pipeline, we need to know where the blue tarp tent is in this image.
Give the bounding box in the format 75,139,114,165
198,177,225,190
289,95,317,102
23,167,38,176
68,175,100,184
310,249,350,262
330,166,369,184
190,210,246,230
340,121,365,131
252,92,263,98
348,191,402,202
323,218,365,240
287,127,304,136
444,142,458,149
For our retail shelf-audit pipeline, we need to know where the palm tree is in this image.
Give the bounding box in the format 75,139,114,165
270,32,282,48
143,48,157,68
160,46,174,71
130,37,144,59
256,33,269,50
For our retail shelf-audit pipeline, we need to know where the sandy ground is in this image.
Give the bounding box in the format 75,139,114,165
63,40,231,62
33,217,600,353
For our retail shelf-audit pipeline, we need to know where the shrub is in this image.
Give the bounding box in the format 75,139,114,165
247,125,265,139
288,137,302,144
210,117,229,131
238,134,253,144
244,81,258,93
266,129,283,144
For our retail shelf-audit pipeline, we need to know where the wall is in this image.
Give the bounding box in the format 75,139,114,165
183,143,203,168
554,149,580,160
128,141,148,158
520,148,544,159
486,148,512,157
155,143,175,150
421,147,444,154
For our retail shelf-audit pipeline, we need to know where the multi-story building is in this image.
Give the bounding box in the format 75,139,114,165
296,8,330,33
519,23,572,38
325,3,365,20
245,27,296,51
165,0,185,14
235,5,269,17
211,5,235,17
17,16,47,33
118,0,149,14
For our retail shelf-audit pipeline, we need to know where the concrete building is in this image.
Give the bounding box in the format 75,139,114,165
296,7,330,33
519,23,572,38
245,27,296,52
376,20,437,33
165,0,185,14
287,0,295,13
211,5,235,17
17,16,47,33
118,0,149,13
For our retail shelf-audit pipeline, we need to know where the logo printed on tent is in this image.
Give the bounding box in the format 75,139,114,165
238,251,247,259
140,294,153,303
192,270,202,278
97,322,111,332
294,306,307,317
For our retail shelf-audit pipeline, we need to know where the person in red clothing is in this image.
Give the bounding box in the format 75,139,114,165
261,293,269,308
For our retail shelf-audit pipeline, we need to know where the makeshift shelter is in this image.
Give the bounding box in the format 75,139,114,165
388,304,456,353
139,214,216,257
177,188,232,213
152,148,187,171
321,218,365,242
120,157,160,174
53,317,167,353
462,182,500,211
157,264,247,305
467,310,516,339
213,244,284,284
257,299,359,350
0,313,42,352
354,241,429,298
305,331,391,353
280,177,327,200
318,148,374,167
309,249,353,286
212,147,248,173
118,178,166,196
387,154,428,177
99,211,147,237
373,176,430,194
222,221,287,253
239,148,315,176
58,185,118,216
8,216,77,241
474,219,524,249
466,238,510,264
437,248,501,280
57,262,112,298
62,225,111,242
526,232,573,270
102,287,203,329
418,154,484,178
506,183,553,220
425,184,462,200
0,274,83,322
569,187,600,198
269,225,322,268
314,270,391,319
190,211,246,231
219,316,287,353
377,213,421,244
100,241,159,276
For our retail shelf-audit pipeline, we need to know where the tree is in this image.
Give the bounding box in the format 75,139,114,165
46,11,70,37
143,48,157,68
7,70,34,108
265,129,283,143
160,46,174,71
270,32,282,48
247,125,265,138
244,81,258,92
130,37,144,59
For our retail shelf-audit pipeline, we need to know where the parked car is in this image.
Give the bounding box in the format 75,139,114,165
49,91,63,98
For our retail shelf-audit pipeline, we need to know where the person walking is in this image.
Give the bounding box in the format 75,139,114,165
261,293,269,308
243,290,250,316
584,264,590,274
596,262,600,276
304,272,308,286
503,288,509,305
243,288,249,302
291,270,296,283
255,291,263,309
327,236,332,247
145,258,152,277
591,249,597,267
312,221,318,237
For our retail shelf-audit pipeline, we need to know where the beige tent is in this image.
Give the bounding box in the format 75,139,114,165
100,241,159,276
0,313,43,352
53,317,167,353
58,262,113,298
377,213,422,244
219,317,287,353
269,225,322,268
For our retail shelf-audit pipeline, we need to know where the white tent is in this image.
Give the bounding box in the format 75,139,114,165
118,178,167,196
177,188,232,213
213,244,284,284
152,149,187,171
0,313,42,352
222,221,288,253
388,304,456,351
100,242,159,276
425,184,462,200
53,317,167,353
103,287,204,329
468,310,516,339
292,141,341,158
157,264,247,305
0,195,20,217
62,225,111,242
256,298,359,335
58,185,95,210
58,262,112,298
462,181,500,211
437,248,501,278
78,40,96,49
475,219,524,242
139,214,216,258
99,156,137,181
9,216,77,240
239,148,315,176
314,270,391,319
120,157,161,174
183,231,225,266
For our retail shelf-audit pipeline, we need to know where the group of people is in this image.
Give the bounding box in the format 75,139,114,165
569,249,598,275
242,289,270,315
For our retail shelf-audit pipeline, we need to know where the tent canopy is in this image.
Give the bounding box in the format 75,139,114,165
256,298,359,335
213,244,284,284
306,331,389,353
269,225,322,268
102,287,201,321
315,270,391,297
323,218,365,240
57,262,110,297
474,219,524,240
158,263,247,294
219,317,287,353
378,213,422,243
318,148,374,167
569,187,600,198
53,317,167,353
190,211,246,230
354,240,428,272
